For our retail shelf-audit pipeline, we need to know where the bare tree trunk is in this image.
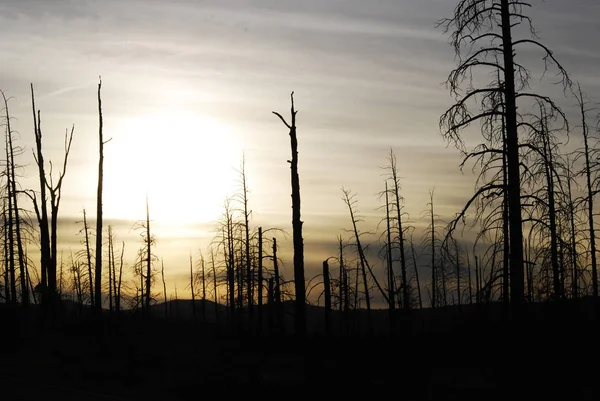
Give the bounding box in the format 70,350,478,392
210,249,219,324
201,255,206,323
502,112,510,304
2,93,27,306
2,201,9,303
190,255,196,323
273,92,306,336
323,259,331,335
257,227,263,331
475,255,480,304
455,241,461,307
390,150,409,310
4,147,16,304
161,259,167,319
410,236,423,309
145,195,152,312
30,84,51,293
576,85,598,299
272,237,281,329
108,226,113,313
500,0,525,306
566,161,579,299
466,248,473,305
239,157,253,318
116,241,124,313
94,78,104,312
83,210,94,307
385,181,396,314
272,237,281,305
429,190,436,309
541,115,562,299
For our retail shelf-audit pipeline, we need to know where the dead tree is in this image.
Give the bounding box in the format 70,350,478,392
439,0,572,305
387,150,410,310
190,255,196,322
82,210,94,307
574,85,598,299
342,188,389,331
273,92,306,336
94,77,104,312
144,195,152,311
161,259,167,319
2,90,28,305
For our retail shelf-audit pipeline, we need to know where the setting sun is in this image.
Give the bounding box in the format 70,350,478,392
104,110,240,226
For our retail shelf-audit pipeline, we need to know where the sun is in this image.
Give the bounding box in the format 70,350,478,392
104,110,240,227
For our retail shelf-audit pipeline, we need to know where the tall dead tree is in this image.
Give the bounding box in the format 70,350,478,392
2,90,28,305
574,85,598,299
30,84,50,292
342,188,389,331
4,134,16,304
388,150,410,310
273,92,306,336
257,227,263,330
145,195,152,311
385,181,396,313
94,77,104,312
439,0,571,306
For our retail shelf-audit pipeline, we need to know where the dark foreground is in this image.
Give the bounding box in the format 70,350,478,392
1,302,599,400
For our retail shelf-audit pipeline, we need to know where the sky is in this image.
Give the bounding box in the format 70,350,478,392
0,0,599,306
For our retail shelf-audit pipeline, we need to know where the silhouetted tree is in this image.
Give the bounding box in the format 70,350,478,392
574,85,598,299
94,77,104,312
439,0,571,305
273,91,306,336
2,90,28,305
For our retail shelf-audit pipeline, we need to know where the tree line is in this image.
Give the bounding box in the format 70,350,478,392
0,0,599,337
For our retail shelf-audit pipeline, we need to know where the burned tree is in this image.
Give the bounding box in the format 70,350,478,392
273,92,306,336
439,0,571,305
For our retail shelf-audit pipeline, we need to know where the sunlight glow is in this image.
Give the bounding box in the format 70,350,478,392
104,110,240,226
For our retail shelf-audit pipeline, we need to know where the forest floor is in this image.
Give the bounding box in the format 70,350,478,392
1,302,599,400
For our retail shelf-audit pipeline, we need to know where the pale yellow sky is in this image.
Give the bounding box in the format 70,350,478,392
0,0,598,305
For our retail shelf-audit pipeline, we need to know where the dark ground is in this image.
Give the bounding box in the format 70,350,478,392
1,301,599,400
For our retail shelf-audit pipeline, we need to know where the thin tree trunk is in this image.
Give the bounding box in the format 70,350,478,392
390,151,409,310
466,248,473,305
201,255,206,323
108,226,113,313
30,84,51,293
190,255,195,323
2,201,9,303
240,157,253,316
257,227,263,331
94,78,104,312
3,95,27,306
273,92,306,336
430,191,436,309
410,237,422,309
541,115,561,299
577,85,598,299
455,241,461,307
83,210,94,307
116,241,124,313
385,181,396,314
210,249,219,324
323,259,331,335
161,259,167,319
145,195,152,311
566,162,579,299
